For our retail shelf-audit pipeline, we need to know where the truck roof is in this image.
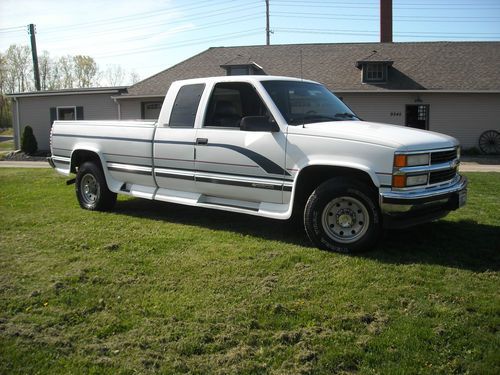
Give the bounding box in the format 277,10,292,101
171,75,318,86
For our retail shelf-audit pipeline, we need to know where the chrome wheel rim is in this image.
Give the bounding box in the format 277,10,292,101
80,173,100,205
322,196,369,244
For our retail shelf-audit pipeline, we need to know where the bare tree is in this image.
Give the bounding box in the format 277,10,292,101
5,44,32,92
39,51,52,90
58,55,74,89
129,71,141,85
73,55,98,87
104,64,125,86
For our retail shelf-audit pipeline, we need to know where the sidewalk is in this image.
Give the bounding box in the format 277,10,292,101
1,159,499,172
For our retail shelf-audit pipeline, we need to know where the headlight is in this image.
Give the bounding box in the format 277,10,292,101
392,173,428,188
406,174,428,186
407,154,429,166
394,153,429,167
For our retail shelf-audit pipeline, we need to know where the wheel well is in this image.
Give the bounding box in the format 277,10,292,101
70,150,101,173
292,166,377,214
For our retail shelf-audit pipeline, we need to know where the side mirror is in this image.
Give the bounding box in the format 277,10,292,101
240,116,280,132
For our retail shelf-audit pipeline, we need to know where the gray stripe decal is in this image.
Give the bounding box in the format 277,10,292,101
197,176,282,191
53,134,152,143
54,136,289,176
155,171,195,181
106,159,152,168
208,143,290,176
154,140,290,176
108,166,152,176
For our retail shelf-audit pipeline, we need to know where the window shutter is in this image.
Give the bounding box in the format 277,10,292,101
50,107,57,124
76,106,84,120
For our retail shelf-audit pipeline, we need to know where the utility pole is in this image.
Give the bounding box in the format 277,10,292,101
265,0,270,45
28,23,41,91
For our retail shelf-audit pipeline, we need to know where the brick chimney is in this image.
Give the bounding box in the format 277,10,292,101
380,0,393,43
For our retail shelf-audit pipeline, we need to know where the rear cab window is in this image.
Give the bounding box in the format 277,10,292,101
169,83,205,128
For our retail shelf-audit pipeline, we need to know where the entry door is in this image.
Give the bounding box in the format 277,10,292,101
194,82,288,204
406,104,429,130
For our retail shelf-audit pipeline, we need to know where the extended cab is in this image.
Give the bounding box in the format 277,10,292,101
49,76,467,252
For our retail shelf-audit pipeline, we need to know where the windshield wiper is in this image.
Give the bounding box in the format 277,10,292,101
334,112,359,119
303,114,341,122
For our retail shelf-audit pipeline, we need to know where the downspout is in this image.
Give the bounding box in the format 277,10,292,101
113,97,121,120
12,97,21,150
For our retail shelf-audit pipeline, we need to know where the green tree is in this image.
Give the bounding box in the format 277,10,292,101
21,125,38,154
73,55,99,87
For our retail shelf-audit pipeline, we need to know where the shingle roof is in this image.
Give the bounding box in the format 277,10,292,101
125,41,500,97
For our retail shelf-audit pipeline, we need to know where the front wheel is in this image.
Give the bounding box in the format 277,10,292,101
75,161,117,211
304,178,381,253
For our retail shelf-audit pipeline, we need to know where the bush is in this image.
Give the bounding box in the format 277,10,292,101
21,126,38,155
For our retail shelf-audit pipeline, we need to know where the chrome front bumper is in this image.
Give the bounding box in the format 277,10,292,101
379,175,468,228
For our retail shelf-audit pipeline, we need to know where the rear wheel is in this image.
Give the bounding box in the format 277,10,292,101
75,161,116,211
304,178,381,253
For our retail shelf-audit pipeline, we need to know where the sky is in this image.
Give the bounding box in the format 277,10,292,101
1,0,499,84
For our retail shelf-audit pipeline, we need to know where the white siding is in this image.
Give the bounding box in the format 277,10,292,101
120,99,143,120
341,92,500,149
16,93,119,150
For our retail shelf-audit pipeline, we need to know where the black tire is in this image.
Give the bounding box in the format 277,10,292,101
75,161,117,211
304,177,381,253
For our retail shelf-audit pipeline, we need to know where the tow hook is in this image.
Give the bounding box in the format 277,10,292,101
66,178,76,185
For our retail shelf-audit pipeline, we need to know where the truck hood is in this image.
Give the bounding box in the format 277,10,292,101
287,121,459,151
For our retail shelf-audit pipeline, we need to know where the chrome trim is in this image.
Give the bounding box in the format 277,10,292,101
107,162,152,173
380,175,467,205
394,146,457,155
394,160,459,175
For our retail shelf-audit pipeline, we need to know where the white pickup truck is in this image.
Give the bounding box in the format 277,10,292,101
49,75,467,253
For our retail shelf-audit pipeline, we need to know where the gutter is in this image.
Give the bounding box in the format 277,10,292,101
12,97,20,149
112,97,121,120
112,94,165,100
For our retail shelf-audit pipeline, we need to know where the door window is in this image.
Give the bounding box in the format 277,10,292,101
204,82,270,128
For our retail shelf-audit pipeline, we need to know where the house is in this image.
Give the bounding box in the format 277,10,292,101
9,41,500,151
9,86,127,150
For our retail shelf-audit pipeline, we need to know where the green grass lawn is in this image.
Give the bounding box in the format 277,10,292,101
1,169,499,374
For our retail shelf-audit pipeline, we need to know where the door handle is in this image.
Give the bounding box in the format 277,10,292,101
196,138,208,145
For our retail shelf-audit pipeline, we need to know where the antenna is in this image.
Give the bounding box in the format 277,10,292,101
300,49,303,81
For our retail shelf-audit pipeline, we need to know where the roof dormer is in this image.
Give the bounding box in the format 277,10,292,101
356,51,393,84
221,55,265,76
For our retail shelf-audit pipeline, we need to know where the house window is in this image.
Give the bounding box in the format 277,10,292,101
57,106,76,120
142,102,163,120
363,63,387,83
229,67,250,75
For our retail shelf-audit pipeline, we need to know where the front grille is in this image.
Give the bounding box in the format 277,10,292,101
429,168,457,184
431,149,457,164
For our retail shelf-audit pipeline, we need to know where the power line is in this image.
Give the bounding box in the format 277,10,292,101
274,27,500,39
94,28,263,58
41,0,260,34
272,12,500,23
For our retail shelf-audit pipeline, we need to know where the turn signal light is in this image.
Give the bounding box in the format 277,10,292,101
392,175,406,188
394,154,407,168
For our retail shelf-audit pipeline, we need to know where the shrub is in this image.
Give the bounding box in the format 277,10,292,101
21,126,38,155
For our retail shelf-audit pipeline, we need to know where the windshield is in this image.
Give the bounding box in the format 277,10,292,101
261,80,359,125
